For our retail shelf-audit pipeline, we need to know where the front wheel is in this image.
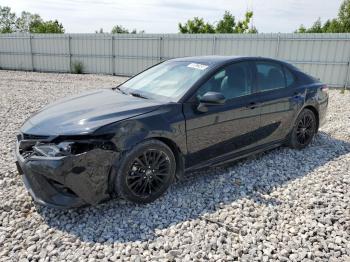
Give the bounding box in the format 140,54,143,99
288,108,317,149
114,140,176,204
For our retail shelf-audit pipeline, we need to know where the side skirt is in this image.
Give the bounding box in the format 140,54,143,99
184,140,285,173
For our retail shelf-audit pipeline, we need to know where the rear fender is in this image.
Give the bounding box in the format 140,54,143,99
288,85,320,134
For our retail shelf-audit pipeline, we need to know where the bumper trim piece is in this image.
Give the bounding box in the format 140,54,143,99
21,168,86,209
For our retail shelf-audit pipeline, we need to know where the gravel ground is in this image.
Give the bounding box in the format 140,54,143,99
0,70,349,262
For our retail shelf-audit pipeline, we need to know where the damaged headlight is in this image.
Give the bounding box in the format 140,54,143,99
32,140,116,157
33,142,73,157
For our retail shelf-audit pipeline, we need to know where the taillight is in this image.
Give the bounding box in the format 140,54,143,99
321,85,328,94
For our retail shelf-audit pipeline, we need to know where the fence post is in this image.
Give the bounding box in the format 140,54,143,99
68,35,72,73
275,33,281,58
29,34,34,71
111,35,115,75
212,36,217,55
345,59,350,90
158,36,163,61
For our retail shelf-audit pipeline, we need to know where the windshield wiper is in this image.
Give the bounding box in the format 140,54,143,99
129,92,148,99
114,86,127,94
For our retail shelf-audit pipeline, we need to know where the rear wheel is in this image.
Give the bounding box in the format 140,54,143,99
288,108,317,149
115,140,176,204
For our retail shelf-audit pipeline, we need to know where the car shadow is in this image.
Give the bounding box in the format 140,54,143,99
36,131,350,243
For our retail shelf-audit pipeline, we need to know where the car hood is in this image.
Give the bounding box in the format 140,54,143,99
21,89,163,136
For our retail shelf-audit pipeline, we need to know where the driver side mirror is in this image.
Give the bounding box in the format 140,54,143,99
197,91,226,112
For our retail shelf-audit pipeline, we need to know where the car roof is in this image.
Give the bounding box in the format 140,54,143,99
169,55,288,67
170,55,242,65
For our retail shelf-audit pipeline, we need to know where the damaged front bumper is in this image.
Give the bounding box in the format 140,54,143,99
15,134,118,209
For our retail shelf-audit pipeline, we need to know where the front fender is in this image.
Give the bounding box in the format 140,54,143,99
94,104,187,184
94,104,187,156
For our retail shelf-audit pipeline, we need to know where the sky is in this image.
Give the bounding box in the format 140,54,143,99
1,0,344,33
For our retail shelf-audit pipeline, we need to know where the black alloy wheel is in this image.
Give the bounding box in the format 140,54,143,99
288,108,317,149
115,140,176,203
126,149,171,197
296,113,314,145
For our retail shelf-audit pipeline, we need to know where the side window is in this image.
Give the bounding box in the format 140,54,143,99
256,62,286,91
196,62,253,100
196,69,225,99
284,67,295,87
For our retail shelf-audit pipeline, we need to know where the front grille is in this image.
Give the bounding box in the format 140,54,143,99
22,133,50,140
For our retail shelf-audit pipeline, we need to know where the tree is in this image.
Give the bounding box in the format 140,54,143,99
321,19,342,33
0,6,16,33
338,0,350,31
111,25,129,34
236,11,258,33
30,20,64,33
16,11,41,32
305,18,324,33
0,6,64,33
296,25,306,33
111,25,144,34
296,0,350,33
215,11,236,33
178,10,257,34
179,17,215,33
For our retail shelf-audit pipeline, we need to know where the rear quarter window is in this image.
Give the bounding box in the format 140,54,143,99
284,67,296,87
285,63,319,85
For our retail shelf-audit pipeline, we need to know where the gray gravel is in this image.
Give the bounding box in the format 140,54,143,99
0,70,350,262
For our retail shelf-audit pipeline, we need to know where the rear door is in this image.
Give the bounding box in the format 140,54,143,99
183,61,262,168
253,60,299,145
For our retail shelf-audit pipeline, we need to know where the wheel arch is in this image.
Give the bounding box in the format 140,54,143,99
149,136,185,181
109,135,186,196
303,105,319,132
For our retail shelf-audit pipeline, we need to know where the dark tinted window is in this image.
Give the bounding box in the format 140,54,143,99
196,62,253,100
284,67,295,87
256,62,285,91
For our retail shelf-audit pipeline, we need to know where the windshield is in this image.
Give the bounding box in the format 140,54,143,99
119,61,210,102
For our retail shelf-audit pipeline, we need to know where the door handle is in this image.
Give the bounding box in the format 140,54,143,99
246,102,259,109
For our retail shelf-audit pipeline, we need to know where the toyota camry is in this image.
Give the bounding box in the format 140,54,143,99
15,56,328,208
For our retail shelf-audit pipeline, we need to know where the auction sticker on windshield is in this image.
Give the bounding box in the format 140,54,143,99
187,63,208,70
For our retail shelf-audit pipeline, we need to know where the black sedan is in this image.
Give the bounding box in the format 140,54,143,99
15,56,328,208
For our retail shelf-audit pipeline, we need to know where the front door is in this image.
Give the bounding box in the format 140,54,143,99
183,61,261,168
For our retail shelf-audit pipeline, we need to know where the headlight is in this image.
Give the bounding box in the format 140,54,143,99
32,140,116,157
33,143,73,157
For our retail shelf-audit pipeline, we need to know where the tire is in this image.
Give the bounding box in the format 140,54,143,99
114,139,176,204
288,108,317,149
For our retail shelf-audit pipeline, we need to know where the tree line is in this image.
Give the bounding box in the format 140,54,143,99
0,6,64,33
1,0,350,34
296,0,350,33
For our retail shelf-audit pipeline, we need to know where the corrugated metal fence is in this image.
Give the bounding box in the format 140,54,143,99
1,33,350,87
